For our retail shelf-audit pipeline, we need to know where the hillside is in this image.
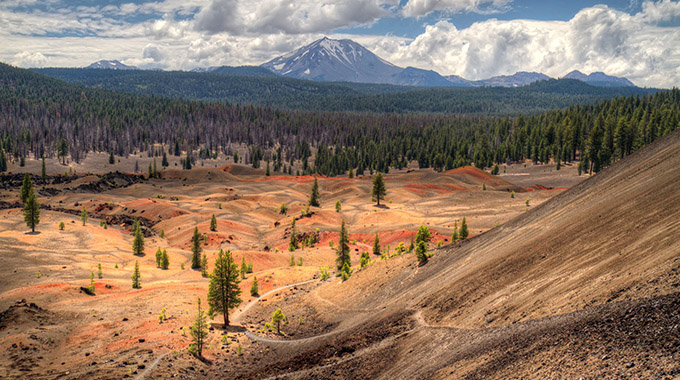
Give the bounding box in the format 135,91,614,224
31,66,657,115
230,129,680,379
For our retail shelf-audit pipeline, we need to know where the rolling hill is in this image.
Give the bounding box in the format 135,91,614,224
31,65,658,115
234,128,680,379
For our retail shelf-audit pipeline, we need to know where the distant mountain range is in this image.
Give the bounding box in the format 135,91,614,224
261,38,635,88
563,70,635,87
86,38,635,88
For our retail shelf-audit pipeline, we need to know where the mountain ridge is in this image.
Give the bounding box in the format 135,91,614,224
262,37,636,88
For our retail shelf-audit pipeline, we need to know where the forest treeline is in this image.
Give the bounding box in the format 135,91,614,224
33,67,657,115
1,63,678,177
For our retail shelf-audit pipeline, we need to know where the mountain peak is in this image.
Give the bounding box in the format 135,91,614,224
564,70,634,87
86,60,137,70
262,37,401,83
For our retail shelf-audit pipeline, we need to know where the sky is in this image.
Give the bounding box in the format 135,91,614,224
2,0,680,87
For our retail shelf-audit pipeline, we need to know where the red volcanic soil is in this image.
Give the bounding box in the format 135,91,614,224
219,164,261,176
251,174,354,183
533,184,569,191
117,198,188,221
444,165,496,181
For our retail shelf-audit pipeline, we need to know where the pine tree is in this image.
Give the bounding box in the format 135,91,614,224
459,217,469,240
131,217,139,236
288,218,298,251
131,260,141,288
372,233,381,256
340,261,352,281
80,208,88,226
210,214,217,231
270,308,287,334
416,241,428,264
20,172,33,203
191,227,202,269
155,247,162,267
161,249,169,269
57,138,68,164
309,178,320,207
240,256,247,279
201,253,208,277
134,160,139,173
97,263,103,279
451,221,458,242
0,150,7,172
415,225,431,245
23,189,40,233
289,254,295,267
108,151,115,164
132,224,145,256
371,172,386,206
207,249,242,327
88,272,96,294
336,220,350,272
360,251,370,268
189,297,208,357
335,200,341,212
41,156,46,182
250,276,259,296
162,151,169,167
265,160,270,176
408,234,415,253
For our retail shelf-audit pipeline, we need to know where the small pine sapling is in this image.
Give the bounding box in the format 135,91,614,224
250,276,259,296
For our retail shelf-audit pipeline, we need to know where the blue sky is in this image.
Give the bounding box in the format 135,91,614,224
2,0,680,87
338,0,647,38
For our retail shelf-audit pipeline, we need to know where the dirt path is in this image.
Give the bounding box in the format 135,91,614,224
134,351,169,380
259,327,415,380
232,279,318,324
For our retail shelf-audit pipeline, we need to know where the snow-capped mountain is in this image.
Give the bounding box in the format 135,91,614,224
564,70,634,87
262,37,402,84
261,38,636,88
86,60,137,70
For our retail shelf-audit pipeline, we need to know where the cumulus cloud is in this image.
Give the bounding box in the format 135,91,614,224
638,0,680,23
194,0,393,35
401,0,512,17
142,44,165,62
372,4,680,87
12,51,48,67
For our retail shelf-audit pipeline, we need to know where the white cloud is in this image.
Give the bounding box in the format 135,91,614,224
12,51,48,67
372,4,680,87
194,0,394,35
638,0,680,23
142,44,165,62
401,0,512,18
